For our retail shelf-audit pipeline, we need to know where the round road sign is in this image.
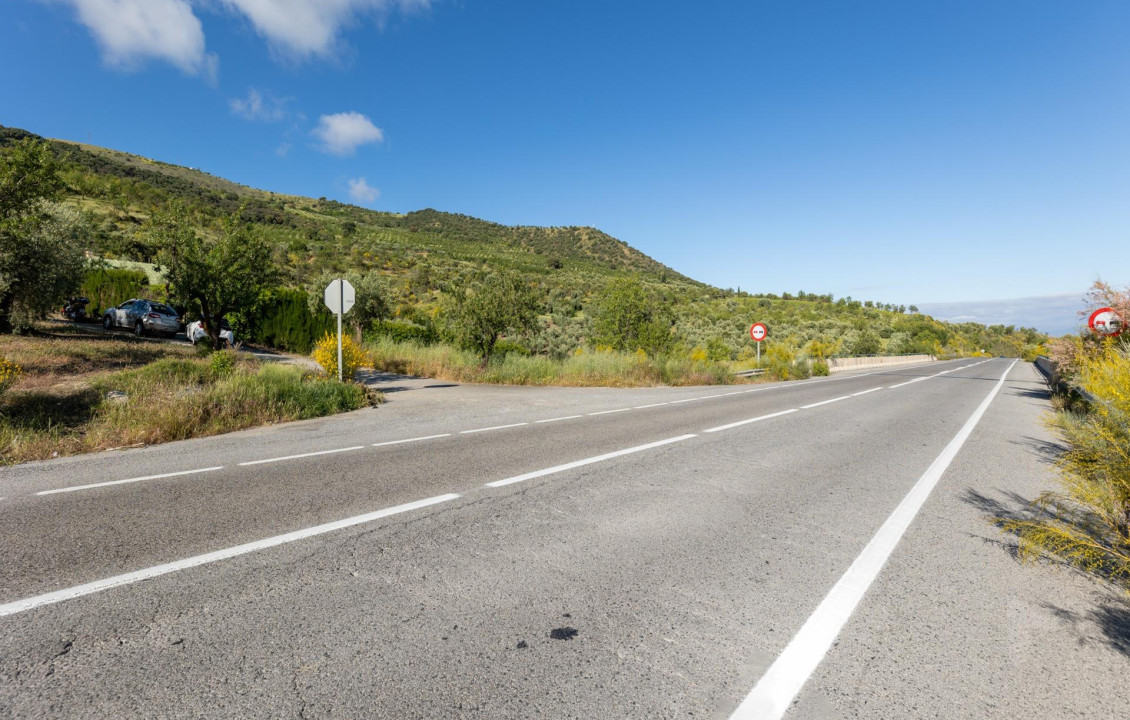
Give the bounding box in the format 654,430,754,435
1088,307,1124,337
750,323,768,342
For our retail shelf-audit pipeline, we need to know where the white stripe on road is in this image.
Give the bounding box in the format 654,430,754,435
851,387,885,397
702,409,799,434
460,423,529,434
728,360,1017,720
888,377,927,389
0,493,461,618
800,395,851,410
372,434,451,447
670,397,702,404
238,446,365,466
535,415,584,424
36,467,225,496
485,435,697,488
588,408,634,416
633,402,670,409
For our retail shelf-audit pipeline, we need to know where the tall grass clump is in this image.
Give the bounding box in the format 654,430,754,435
998,342,1130,590
0,355,20,397
1,350,370,464
365,337,741,387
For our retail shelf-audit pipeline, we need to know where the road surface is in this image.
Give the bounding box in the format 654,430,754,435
1,359,1126,718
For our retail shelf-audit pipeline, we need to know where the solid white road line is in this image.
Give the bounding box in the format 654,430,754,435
588,408,633,416
703,409,799,434
36,467,226,496
535,415,584,424
670,397,702,404
238,446,365,466
851,387,885,397
633,402,670,409
460,423,529,434
372,434,451,447
800,395,851,410
728,360,1017,720
0,493,461,618
485,434,697,488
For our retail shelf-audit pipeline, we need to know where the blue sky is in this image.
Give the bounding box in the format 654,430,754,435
2,1,1128,333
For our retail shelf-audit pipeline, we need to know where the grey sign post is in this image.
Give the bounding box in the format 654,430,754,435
323,278,356,382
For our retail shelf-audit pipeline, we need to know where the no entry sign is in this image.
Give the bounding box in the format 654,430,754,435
750,323,768,342
1088,307,1124,337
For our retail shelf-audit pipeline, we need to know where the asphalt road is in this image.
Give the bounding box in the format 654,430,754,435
1,359,1126,718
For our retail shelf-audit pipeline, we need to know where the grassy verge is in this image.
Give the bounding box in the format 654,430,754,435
0,330,374,465
365,337,746,387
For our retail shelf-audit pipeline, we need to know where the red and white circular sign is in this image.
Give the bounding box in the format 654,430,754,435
1088,307,1124,337
750,323,768,342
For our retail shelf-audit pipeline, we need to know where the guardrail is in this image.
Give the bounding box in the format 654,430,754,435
1033,355,1097,404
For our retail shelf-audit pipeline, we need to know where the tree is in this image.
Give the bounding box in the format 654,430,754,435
0,139,86,333
306,270,389,342
447,271,540,362
153,210,276,350
592,277,674,355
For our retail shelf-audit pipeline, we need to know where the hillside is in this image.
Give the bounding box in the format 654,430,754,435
0,125,1047,362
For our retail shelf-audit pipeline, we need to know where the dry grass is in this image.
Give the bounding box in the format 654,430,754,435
365,337,753,387
0,328,373,465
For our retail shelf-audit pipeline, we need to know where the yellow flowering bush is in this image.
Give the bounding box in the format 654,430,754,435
1000,342,1130,589
312,332,368,381
0,355,21,396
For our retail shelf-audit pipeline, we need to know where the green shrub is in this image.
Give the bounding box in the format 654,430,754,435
812,360,830,376
81,268,148,318
369,320,438,345
209,350,237,378
247,288,335,353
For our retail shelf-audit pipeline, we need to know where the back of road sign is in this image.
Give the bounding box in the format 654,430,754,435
324,279,356,315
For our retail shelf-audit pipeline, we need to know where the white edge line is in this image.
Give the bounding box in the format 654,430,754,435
459,422,529,434
535,415,584,423
800,395,851,410
588,408,633,416
632,402,670,409
372,434,451,447
670,397,701,404
850,387,884,397
37,466,226,496
238,446,365,466
0,493,461,618
703,408,799,434
486,434,697,488
729,360,1018,720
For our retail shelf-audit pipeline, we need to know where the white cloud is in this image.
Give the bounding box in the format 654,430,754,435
312,112,384,156
229,88,289,121
275,142,293,157
348,177,380,204
218,0,431,58
49,0,217,78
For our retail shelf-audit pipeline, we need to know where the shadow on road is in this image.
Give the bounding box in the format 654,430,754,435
962,487,1130,657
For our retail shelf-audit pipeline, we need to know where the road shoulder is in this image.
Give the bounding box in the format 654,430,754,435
790,362,1130,719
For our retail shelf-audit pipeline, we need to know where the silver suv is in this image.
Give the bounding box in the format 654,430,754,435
102,299,181,338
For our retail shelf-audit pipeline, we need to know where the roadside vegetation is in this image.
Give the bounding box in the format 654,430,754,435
0,124,1046,370
998,281,1130,591
0,329,373,465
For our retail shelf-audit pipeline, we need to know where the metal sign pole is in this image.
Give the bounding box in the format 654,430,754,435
757,341,760,367
337,280,344,382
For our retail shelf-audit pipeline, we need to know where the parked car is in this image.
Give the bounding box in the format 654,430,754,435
102,299,180,338
187,319,235,348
